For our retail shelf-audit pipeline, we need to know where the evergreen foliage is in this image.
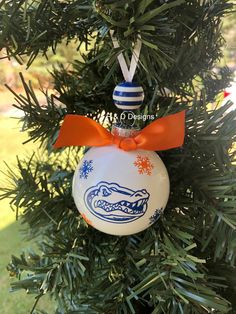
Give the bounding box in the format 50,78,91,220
0,0,235,313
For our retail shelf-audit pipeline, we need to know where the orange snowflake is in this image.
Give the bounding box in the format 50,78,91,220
134,155,154,176
81,213,93,226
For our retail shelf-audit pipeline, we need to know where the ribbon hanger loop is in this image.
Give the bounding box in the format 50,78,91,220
110,30,142,82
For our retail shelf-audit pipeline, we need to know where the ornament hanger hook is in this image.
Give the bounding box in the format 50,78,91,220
110,30,142,82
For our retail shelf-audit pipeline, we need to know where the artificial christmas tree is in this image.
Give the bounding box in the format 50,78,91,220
0,0,236,313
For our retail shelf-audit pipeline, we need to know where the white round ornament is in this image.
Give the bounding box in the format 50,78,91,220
72,128,169,236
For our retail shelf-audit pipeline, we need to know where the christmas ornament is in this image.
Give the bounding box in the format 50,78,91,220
72,138,169,235
54,31,186,235
54,112,185,235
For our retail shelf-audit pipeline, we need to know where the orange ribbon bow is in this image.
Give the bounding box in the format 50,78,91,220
54,111,185,151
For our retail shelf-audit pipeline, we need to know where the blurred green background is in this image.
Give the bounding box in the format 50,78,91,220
0,117,56,313
0,41,81,313
0,14,235,314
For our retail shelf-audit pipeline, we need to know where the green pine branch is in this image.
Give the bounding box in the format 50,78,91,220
0,0,233,81
0,0,235,313
2,101,236,313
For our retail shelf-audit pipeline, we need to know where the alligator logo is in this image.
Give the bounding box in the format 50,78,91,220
84,181,150,223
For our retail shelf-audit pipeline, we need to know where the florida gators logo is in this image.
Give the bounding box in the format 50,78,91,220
84,181,150,223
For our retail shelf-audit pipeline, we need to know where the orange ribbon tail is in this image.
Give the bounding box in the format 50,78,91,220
54,115,113,148
135,111,185,151
54,111,185,151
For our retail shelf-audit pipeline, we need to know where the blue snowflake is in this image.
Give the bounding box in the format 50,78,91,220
79,160,93,179
149,208,163,225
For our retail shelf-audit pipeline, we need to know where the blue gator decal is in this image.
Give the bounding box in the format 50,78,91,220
84,181,150,223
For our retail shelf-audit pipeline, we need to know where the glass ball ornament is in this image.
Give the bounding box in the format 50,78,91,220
72,128,169,236
113,82,144,110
